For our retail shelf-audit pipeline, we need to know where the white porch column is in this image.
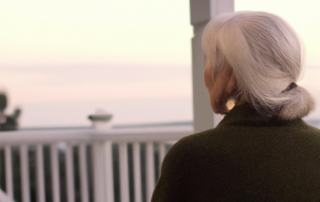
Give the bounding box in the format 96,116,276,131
190,0,234,133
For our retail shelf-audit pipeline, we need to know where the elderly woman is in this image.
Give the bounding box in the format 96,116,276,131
151,11,320,201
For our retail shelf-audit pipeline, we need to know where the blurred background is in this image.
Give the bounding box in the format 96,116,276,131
0,1,319,202
0,0,319,128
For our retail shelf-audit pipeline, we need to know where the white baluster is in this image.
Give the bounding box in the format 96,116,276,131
119,142,129,202
133,142,142,202
5,146,13,198
20,145,30,202
92,142,106,202
104,141,114,202
50,144,60,202
79,144,89,202
36,145,45,202
0,188,15,202
158,142,166,176
146,142,155,202
66,145,75,202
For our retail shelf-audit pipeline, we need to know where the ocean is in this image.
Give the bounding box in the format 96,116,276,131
1,65,320,129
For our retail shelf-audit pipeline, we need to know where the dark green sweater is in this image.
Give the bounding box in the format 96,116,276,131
151,104,320,202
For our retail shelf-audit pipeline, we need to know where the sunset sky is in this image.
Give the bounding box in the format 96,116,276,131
0,0,319,127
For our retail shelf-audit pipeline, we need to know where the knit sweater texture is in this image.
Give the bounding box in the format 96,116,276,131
151,103,320,202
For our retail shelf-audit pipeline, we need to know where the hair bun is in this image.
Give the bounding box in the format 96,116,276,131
281,82,298,93
279,86,315,120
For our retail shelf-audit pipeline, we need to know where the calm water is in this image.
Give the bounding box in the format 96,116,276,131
1,65,320,128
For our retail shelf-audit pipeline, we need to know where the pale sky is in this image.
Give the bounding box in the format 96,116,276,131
0,0,193,103
0,0,192,67
0,0,319,127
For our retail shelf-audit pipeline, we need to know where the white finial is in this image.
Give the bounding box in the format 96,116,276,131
88,108,113,129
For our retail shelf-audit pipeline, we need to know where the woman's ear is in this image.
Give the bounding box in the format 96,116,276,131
210,68,235,115
227,74,236,95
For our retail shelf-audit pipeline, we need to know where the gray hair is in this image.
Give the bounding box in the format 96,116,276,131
202,11,315,120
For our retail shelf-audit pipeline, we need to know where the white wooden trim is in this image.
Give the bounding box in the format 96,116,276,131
190,0,234,25
79,144,89,202
5,146,13,198
190,18,213,133
50,144,60,202
0,188,14,202
36,145,45,202
20,145,30,202
146,142,155,202
133,142,142,202
66,145,75,202
0,126,193,145
119,142,129,202
190,0,234,133
104,141,114,202
92,142,106,202
0,126,193,202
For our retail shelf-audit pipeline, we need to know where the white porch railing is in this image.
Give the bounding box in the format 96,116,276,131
0,124,193,202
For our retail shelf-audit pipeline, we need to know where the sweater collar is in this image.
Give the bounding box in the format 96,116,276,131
216,103,302,128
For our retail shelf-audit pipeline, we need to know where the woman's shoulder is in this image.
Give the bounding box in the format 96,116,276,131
163,120,320,169
161,128,224,168
152,128,224,201
169,125,237,153
168,128,219,153
159,128,221,181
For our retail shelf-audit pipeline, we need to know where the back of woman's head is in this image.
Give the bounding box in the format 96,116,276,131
202,11,315,120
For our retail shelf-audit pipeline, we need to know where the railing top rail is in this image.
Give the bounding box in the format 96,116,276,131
0,125,194,145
